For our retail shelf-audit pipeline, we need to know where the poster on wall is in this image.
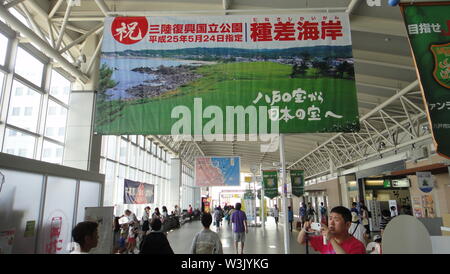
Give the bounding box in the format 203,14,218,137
84,207,114,254
195,156,240,187
123,179,154,204
95,14,359,136
263,170,278,199
243,190,256,223
400,2,450,159
290,170,304,197
422,194,435,218
0,229,15,254
416,171,434,193
412,196,423,218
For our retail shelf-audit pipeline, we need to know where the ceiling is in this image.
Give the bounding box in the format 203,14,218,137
9,0,429,174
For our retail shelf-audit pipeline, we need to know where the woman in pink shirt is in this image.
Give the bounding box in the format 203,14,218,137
297,206,366,254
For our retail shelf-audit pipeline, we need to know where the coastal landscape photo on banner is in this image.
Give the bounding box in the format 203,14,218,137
95,14,359,135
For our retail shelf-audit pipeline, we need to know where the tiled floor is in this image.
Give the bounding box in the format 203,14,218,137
166,216,319,254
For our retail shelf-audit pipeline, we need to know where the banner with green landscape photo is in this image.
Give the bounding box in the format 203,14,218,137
96,14,359,135
400,2,450,159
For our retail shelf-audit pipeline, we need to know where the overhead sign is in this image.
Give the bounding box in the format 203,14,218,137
96,14,359,136
262,170,278,199
195,156,240,186
123,179,154,204
400,2,450,159
391,178,410,188
416,172,433,193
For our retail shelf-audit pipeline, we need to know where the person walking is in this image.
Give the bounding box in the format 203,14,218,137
307,203,316,222
139,218,174,254
231,203,248,254
190,213,223,254
299,202,307,229
141,207,151,235
320,202,328,225
214,206,223,231
288,206,294,232
273,205,279,226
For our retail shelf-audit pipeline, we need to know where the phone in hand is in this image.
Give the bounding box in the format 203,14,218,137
310,222,321,231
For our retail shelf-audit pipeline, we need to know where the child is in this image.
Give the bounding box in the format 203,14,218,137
127,224,137,254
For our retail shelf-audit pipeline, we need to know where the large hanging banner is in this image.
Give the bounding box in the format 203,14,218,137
95,14,359,135
400,2,450,159
123,179,154,204
290,169,304,197
195,156,240,186
262,170,278,199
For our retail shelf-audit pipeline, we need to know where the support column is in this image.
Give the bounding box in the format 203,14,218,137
63,35,100,171
170,158,182,210
280,134,290,254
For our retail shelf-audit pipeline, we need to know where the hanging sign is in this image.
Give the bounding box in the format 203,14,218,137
262,170,278,199
96,14,359,136
195,156,240,186
400,2,450,159
290,169,305,197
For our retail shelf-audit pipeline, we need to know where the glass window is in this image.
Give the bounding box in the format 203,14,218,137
119,139,127,163
50,70,71,105
0,33,7,66
119,164,126,179
3,128,36,159
107,136,117,160
45,100,67,142
8,81,41,132
0,72,4,96
130,144,137,167
41,141,63,164
24,107,33,116
45,127,54,136
15,47,44,87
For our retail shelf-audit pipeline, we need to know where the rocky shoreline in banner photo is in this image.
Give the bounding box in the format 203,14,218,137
125,65,204,99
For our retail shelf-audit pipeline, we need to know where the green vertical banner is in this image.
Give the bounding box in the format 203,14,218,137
290,170,304,197
400,2,450,159
263,170,278,199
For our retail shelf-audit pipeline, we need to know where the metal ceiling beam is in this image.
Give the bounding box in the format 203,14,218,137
48,0,64,19
94,0,110,17
0,4,89,83
346,0,361,14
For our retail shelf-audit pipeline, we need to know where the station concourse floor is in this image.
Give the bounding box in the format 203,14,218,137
166,217,320,254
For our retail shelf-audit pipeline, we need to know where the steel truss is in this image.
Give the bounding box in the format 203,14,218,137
288,80,432,179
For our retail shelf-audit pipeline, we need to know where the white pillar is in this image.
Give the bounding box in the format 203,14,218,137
63,35,101,171
280,134,290,254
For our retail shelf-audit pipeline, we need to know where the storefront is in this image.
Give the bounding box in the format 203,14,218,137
363,177,412,215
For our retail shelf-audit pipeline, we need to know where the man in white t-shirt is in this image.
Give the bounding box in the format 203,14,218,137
348,212,367,247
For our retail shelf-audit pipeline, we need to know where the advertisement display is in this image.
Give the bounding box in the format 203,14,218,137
123,179,155,204
400,2,450,159
0,229,15,254
243,190,256,222
290,170,304,197
84,207,114,254
263,170,278,199
195,156,240,187
96,14,359,135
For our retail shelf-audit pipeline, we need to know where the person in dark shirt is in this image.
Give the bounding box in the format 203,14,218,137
139,218,174,254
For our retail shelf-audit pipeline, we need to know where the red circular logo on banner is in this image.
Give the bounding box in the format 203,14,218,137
111,17,148,45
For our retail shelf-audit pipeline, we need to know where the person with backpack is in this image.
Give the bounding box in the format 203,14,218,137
190,213,223,254
141,207,151,235
348,211,367,246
